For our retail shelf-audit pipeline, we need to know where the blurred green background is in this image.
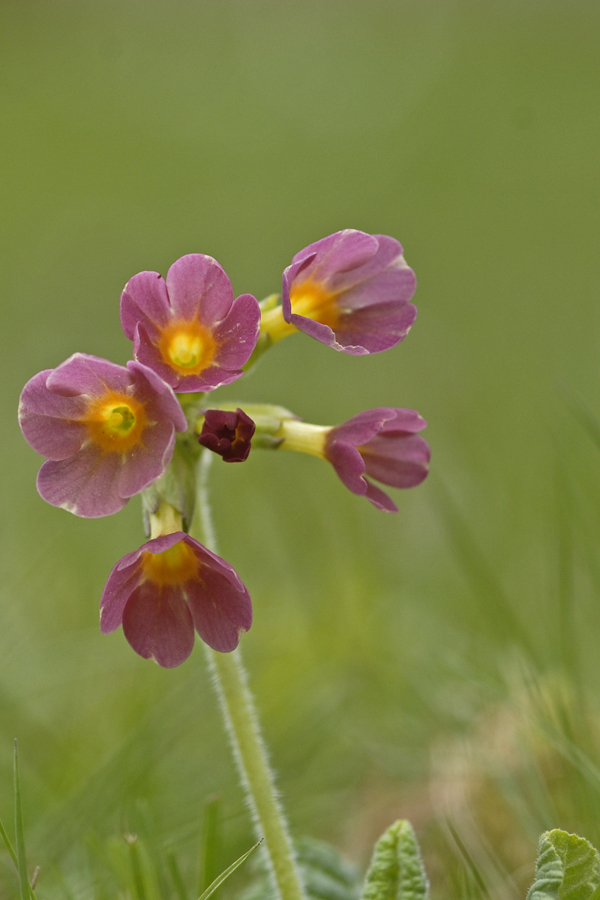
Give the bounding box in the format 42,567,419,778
2,1,600,897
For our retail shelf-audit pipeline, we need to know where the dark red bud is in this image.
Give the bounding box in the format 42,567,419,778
198,408,255,462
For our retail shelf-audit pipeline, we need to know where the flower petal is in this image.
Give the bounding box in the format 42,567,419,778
166,254,233,325
121,271,171,339
361,433,430,489
292,230,379,283
37,447,128,517
19,370,87,459
211,293,261,367
185,563,252,653
123,581,195,668
328,408,399,446
326,440,368,496
364,480,399,512
47,353,132,397
100,550,145,633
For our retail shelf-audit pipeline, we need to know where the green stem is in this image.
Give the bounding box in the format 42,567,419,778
190,450,305,900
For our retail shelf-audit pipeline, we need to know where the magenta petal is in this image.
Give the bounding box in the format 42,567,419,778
364,480,398,512
326,441,368,496
37,447,127,517
117,428,177,499
19,370,87,459
131,323,180,389
186,564,252,653
47,353,132,397
211,293,261,367
362,434,430,488
334,302,417,353
176,366,245,393
329,408,399,446
123,582,195,668
166,254,233,325
293,230,379,282
335,266,416,310
126,361,187,432
379,409,428,434
121,271,171,340
100,551,145,633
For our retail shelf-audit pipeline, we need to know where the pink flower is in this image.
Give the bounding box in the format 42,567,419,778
120,254,261,392
261,230,417,354
325,408,430,511
18,354,187,517
100,532,252,667
278,407,429,512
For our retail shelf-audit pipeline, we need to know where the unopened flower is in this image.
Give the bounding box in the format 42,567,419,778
18,353,187,517
198,408,255,462
100,532,252,667
278,408,429,511
120,254,261,392
260,230,417,354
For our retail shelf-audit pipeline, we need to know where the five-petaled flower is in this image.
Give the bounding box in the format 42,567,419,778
278,408,430,512
198,408,255,462
100,532,253,667
120,254,261,392
18,353,187,517
260,230,417,354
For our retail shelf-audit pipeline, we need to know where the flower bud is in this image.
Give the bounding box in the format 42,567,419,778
198,408,255,462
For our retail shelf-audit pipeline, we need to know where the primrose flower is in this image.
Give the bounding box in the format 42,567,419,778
278,408,429,512
260,230,417,354
100,531,252,667
198,408,255,462
18,353,187,517
120,254,261,392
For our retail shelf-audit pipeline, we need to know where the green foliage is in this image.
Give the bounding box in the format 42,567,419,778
527,830,600,900
360,820,428,900
240,836,360,900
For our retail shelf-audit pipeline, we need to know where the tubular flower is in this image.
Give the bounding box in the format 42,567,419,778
278,408,430,512
120,254,261,392
260,230,417,354
198,408,255,462
18,353,187,517
100,532,253,667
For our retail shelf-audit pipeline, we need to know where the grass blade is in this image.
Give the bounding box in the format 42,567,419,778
167,848,189,900
14,739,31,900
197,839,263,900
197,795,221,896
0,815,18,869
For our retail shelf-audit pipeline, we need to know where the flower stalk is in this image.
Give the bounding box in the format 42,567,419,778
191,450,305,900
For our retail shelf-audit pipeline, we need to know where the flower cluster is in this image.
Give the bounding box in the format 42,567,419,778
19,230,430,667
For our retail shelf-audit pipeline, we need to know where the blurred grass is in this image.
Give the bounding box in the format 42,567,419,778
1,0,600,897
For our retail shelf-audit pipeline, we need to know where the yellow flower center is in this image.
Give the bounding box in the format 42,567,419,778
84,391,146,453
142,541,199,586
289,280,340,330
158,320,216,375
259,280,341,344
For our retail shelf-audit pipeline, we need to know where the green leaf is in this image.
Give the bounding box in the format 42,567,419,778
360,820,428,900
527,830,600,900
197,839,262,900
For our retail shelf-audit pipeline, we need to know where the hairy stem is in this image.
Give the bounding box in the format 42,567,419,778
191,450,305,900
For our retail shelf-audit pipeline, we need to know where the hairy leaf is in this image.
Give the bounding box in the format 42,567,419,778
527,830,600,900
360,820,428,900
